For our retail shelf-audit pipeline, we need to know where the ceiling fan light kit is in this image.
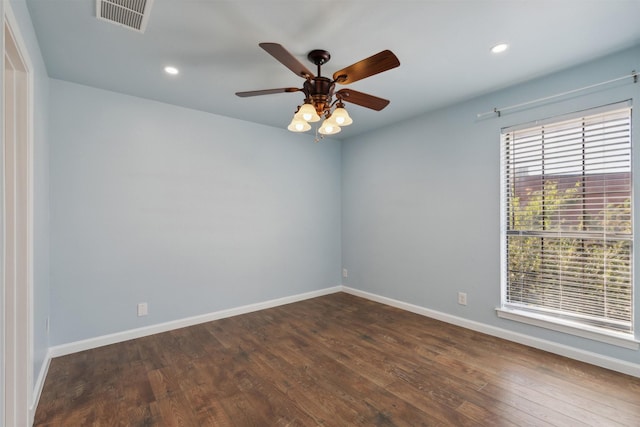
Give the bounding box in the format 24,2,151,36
236,43,400,140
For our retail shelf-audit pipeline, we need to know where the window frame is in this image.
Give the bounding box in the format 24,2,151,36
497,101,638,349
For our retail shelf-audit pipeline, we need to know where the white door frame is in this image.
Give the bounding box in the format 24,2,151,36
2,3,34,426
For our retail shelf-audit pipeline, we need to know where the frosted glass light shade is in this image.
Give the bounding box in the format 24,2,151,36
330,107,352,126
318,119,341,135
295,103,321,122
287,117,311,132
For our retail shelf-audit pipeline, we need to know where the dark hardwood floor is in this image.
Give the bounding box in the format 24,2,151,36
34,292,640,426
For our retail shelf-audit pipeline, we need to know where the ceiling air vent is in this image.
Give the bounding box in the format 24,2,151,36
96,0,154,33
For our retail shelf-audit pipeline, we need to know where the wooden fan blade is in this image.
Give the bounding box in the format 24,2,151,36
236,88,300,97
259,43,315,79
333,50,400,85
336,89,390,111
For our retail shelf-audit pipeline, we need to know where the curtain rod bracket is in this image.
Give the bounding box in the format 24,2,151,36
633,70,637,84
494,108,501,117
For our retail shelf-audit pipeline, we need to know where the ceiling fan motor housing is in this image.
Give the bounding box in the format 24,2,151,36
304,77,335,116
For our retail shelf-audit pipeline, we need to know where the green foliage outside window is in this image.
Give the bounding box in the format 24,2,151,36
506,179,631,327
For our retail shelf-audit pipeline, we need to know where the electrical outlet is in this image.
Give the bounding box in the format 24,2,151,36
458,292,467,306
137,302,148,317
342,268,348,278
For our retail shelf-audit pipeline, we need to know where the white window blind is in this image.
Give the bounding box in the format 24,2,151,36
501,103,633,334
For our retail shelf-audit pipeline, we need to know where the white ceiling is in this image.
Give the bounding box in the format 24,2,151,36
26,0,640,139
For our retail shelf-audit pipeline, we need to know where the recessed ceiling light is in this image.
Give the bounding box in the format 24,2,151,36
491,43,509,54
164,66,179,75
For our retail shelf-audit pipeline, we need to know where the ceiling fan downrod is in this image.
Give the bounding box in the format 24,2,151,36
307,49,331,76
303,50,335,116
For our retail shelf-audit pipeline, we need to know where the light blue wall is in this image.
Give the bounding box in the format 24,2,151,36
342,45,640,365
6,0,50,392
49,80,342,345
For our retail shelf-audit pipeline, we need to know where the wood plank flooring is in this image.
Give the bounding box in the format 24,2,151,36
34,292,640,426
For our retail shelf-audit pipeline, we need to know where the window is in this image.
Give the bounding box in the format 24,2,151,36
500,102,633,339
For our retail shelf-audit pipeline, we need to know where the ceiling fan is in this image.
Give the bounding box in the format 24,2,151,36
236,43,400,136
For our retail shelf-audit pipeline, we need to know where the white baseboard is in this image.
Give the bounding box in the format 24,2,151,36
49,286,342,358
30,348,53,425
342,286,640,378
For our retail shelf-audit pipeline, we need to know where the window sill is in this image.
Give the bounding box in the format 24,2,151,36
496,307,639,350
